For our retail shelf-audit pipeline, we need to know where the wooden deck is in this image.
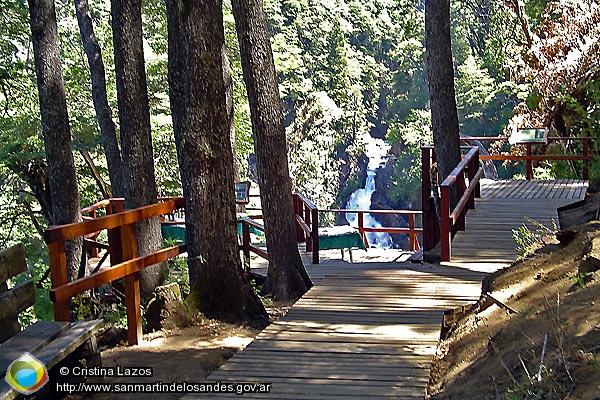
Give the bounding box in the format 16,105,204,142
185,264,484,399
447,179,588,272
184,179,588,399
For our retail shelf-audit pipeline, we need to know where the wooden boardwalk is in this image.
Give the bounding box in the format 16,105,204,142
185,264,484,399
184,179,587,399
448,179,588,272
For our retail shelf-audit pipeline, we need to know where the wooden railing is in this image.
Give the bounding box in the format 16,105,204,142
239,216,267,272
439,147,483,261
321,209,422,251
294,194,320,264
79,198,123,259
46,197,186,345
461,136,593,180
422,146,484,261
293,194,423,264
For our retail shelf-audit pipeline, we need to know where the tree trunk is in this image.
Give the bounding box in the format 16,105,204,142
111,0,164,296
28,0,82,281
222,46,241,184
74,0,124,198
231,0,312,301
425,0,461,188
166,0,268,325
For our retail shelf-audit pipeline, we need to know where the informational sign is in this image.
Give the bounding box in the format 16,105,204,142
508,128,548,145
234,181,251,204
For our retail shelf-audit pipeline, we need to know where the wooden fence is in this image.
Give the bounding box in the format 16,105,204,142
46,198,186,345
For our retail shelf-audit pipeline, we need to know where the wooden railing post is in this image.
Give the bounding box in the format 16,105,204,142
357,212,368,248
293,195,304,242
467,149,479,209
474,149,480,199
242,222,251,273
408,214,416,250
440,185,451,262
456,173,466,232
118,222,141,345
583,138,589,180
526,143,533,180
304,205,312,252
311,208,319,264
48,241,71,322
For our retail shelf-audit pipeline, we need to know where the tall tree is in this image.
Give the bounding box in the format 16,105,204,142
425,0,461,187
111,0,164,296
231,0,312,301
28,0,82,281
166,0,268,324
74,0,124,198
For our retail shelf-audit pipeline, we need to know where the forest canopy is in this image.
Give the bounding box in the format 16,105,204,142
0,0,598,322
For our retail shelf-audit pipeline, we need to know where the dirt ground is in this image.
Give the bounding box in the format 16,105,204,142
65,305,290,400
428,221,600,399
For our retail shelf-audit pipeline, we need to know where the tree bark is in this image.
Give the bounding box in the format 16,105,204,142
425,0,461,188
74,0,124,198
111,0,164,296
231,0,312,301
166,0,268,325
28,0,82,281
222,46,241,184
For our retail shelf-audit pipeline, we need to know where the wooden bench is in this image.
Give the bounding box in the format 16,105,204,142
0,245,103,400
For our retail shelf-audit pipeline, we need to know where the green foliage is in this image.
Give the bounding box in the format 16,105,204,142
569,271,591,288
163,256,190,298
506,365,570,400
249,278,273,307
512,217,557,260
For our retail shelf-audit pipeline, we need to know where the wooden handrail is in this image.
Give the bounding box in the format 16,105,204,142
459,136,593,180
80,199,112,215
293,193,319,264
460,136,595,141
439,146,483,261
46,198,185,242
295,214,311,236
323,209,421,215
320,209,422,251
50,245,186,302
46,197,186,345
293,193,423,264
238,217,267,272
295,192,318,210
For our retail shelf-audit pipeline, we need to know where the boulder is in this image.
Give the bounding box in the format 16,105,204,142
145,283,190,332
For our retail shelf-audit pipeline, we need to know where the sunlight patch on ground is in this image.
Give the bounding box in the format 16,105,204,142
213,335,254,349
138,336,167,348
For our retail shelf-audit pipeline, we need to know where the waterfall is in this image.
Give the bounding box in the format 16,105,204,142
345,137,393,249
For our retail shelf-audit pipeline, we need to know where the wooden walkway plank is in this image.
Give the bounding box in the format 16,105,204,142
183,179,587,399
184,264,482,399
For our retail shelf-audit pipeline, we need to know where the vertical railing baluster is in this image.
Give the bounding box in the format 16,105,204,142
48,240,70,322
312,208,319,264
242,221,251,273
304,204,312,253
408,214,416,251
119,222,140,345
357,212,368,248
440,185,451,262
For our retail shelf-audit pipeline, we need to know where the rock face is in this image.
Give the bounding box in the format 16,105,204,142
370,190,410,249
145,283,190,332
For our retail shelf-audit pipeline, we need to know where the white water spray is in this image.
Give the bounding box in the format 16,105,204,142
345,136,393,248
